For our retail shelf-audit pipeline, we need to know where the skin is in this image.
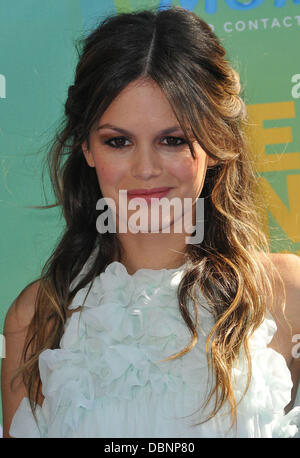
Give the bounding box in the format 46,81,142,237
82,77,216,274
1,78,299,438
82,76,299,409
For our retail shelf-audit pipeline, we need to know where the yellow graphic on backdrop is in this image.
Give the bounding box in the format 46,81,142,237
247,102,300,172
247,101,300,249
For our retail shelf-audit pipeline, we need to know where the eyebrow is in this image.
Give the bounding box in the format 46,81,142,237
96,123,184,136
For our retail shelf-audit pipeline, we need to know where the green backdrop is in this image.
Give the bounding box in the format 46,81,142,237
1,0,300,429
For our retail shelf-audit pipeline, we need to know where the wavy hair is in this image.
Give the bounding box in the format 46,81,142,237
11,7,282,433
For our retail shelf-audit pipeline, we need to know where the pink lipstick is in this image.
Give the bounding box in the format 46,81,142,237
127,187,172,203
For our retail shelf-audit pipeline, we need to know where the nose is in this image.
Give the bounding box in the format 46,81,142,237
131,143,162,181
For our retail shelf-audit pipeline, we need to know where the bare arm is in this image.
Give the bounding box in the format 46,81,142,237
266,253,300,410
1,281,41,438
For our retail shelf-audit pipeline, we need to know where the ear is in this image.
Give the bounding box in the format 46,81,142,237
82,141,95,168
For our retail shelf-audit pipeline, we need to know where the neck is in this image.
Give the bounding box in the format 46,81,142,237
115,231,188,275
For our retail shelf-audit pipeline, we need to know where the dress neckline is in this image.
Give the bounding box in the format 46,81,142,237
109,260,188,277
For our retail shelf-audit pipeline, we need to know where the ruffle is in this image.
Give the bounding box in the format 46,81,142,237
9,260,300,438
9,397,48,438
37,261,212,434
233,315,300,437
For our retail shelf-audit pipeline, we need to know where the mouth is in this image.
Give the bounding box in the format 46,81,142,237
127,187,173,201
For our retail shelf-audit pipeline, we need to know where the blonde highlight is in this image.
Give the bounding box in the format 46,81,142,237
9,7,286,435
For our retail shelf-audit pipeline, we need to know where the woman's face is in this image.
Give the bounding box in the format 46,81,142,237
82,78,213,235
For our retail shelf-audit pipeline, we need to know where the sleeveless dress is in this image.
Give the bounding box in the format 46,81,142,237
9,256,300,438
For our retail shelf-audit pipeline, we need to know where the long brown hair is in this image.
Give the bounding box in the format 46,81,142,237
12,6,282,433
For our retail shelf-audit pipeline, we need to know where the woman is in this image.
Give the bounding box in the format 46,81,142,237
2,7,300,438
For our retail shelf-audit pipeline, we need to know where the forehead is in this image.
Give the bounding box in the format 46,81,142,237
92,77,196,142
99,78,178,125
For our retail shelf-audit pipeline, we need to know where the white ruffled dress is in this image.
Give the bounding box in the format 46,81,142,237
9,260,300,438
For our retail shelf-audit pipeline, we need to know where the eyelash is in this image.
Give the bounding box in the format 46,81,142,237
104,136,187,149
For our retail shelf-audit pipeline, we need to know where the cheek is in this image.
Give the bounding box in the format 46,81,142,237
169,156,203,182
93,158,121,189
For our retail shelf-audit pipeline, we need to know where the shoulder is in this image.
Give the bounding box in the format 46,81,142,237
4,280,40,332
266,253,300,335
1,280,41,438
264,253,300,410
258,253,300,380
267,252,300,286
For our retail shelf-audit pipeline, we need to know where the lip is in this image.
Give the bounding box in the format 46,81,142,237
127,187,173,195
127,187,173,202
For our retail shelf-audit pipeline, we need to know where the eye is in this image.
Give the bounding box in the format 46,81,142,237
162,136,187,147
104,136,131,149
103,135,187,149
